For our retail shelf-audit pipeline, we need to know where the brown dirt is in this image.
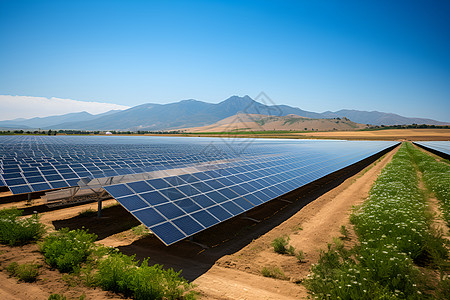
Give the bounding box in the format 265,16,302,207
0,146,399,300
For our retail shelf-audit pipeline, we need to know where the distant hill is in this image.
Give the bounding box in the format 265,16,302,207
185,113,366,132
1,96,447,131
321,110,447,126
0,110,121,129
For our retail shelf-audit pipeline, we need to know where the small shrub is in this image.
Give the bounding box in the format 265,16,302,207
295,250,305,263
7,261,39,282
261,266,288,280
40,228,97,273
0,208,46,246
272,236,295,255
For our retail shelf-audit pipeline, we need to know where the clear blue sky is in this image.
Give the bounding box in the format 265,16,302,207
1,0,449,121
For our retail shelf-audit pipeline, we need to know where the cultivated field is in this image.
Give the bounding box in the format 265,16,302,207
0,142,448,299
180,128,450,141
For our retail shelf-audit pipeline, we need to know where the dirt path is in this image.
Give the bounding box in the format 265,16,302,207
194,146,399,299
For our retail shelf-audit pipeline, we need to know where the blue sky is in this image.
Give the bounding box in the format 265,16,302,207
1,0,449,121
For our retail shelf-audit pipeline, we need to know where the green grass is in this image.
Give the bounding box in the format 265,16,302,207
304,143,449,299
409,143,450,225
131,224,151,237
0,208,46,246
7,262,40,282
261,266,289,280
96,252,196,299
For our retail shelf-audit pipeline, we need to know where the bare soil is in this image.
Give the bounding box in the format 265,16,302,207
0,146,399,299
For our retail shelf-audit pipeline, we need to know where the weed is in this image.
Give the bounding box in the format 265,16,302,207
7,261,40,282
0,208,46,246
261,266,289,280
295,250,306,263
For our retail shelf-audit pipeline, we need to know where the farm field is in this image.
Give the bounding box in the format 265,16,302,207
0,140,448,299
180,128,450,141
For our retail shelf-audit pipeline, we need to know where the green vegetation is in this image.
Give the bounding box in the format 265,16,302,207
48,294,67,300
7,262,40,282
272,236,295,255
0,208,46,246
360,124,450,131
261,266,289,280
131,224,151,237
96,252,195,300
339,225,350,240
408,143,450,225
38,227,195,298
304,143,449,299
40,228,98,273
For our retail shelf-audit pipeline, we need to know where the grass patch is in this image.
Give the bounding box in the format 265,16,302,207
7,261,40,282
261,266,289,280
409,143,450,225
40,228,97,273
131,224,151,237
0,208,46,246
96,252,196,299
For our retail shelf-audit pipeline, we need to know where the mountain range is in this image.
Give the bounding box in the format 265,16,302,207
0,95,447,131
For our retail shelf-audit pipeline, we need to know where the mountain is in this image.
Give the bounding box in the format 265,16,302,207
321,110,447,126
47,96,330,131
0,110,122,129
2,96,447,131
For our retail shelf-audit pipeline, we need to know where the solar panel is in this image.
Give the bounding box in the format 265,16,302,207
0,135,397,245
414,141,450,157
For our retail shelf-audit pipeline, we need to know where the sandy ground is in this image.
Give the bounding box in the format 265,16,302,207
0,145,398,299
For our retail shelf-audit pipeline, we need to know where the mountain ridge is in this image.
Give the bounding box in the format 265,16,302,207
0,96,447,130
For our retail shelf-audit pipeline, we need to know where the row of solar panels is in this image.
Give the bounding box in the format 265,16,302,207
414,141,450,157
0,136,398,245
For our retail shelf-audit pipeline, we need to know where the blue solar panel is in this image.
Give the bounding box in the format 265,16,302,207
414,141,450,157
0,135,397,245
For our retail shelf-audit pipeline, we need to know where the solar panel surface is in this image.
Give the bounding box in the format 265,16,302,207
0,135,397,245
414,141,450,156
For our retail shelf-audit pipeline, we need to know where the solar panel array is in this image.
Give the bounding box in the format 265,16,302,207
0,135,397,245
414,141,450,156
